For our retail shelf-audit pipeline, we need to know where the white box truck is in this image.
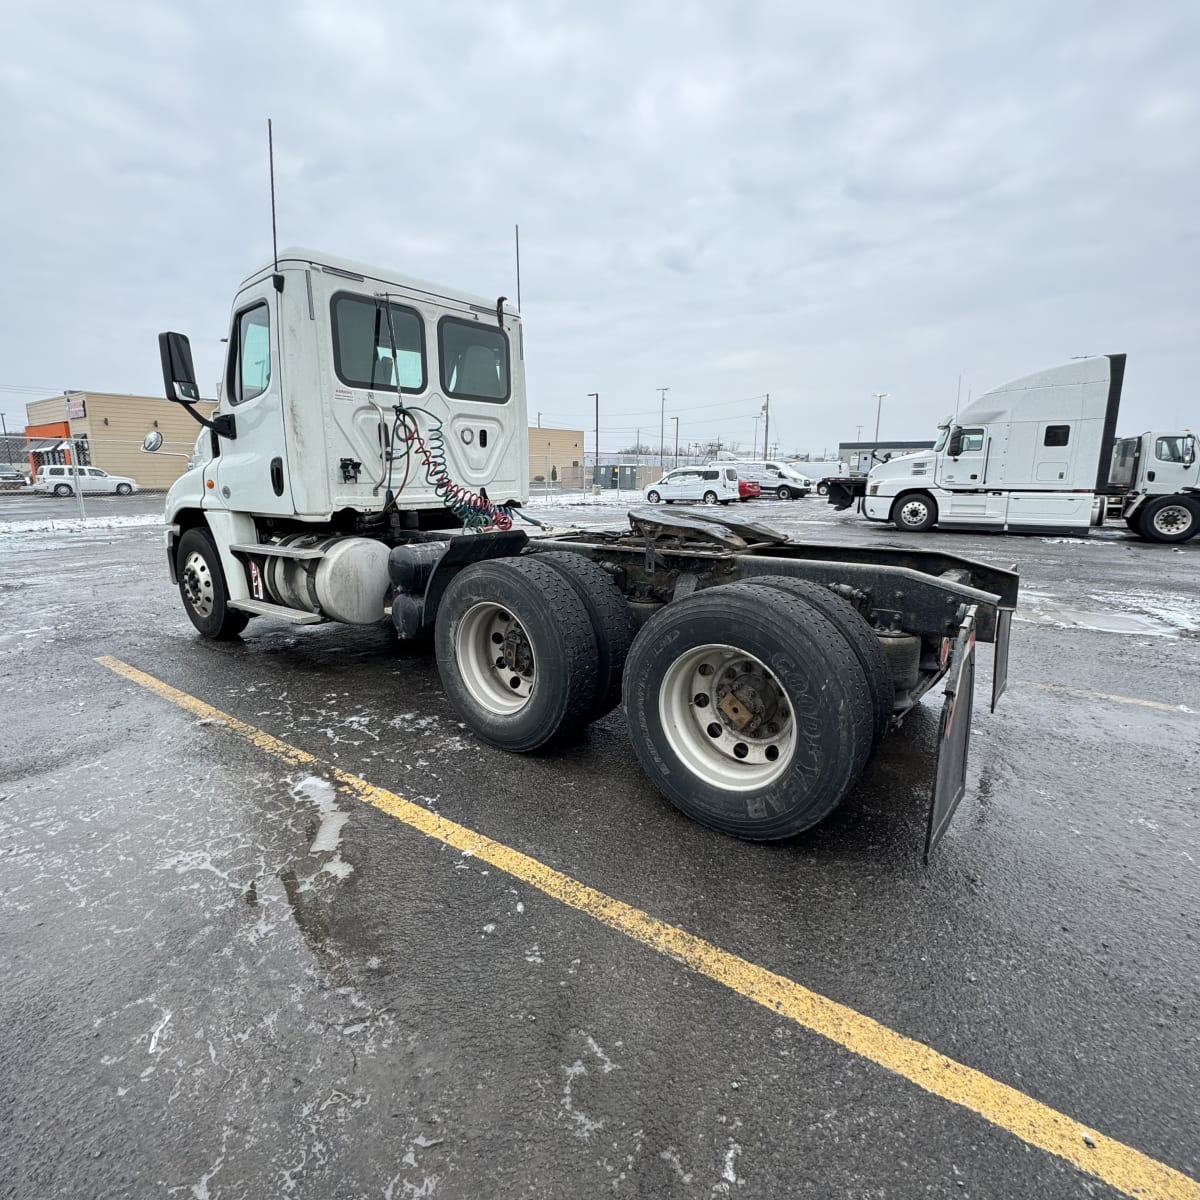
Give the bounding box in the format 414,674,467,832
861,354,1199,543
145,248,1019,857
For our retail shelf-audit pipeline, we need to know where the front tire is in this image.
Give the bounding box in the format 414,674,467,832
646,490,662,504
622,583,873,840
891,492,937,532
176,528,250,639
702,491,718,505
776,485,792,501
116,483,133,496
1138,496,1199,543
53,483,72,497
435,557,599,751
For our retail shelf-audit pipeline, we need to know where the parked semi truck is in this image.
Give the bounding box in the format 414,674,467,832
859,354,1199,543
148,248,1018,857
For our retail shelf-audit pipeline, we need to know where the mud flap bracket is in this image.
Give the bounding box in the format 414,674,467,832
925,605,978,862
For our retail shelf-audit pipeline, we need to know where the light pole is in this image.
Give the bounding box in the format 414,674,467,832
672,416,680,468
587,393,599,486
658,387,669,467
872,393,888,446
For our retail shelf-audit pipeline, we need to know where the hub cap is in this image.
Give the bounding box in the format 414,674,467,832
659,644,796,790
899,499,929,527
1152,504,1193,536
181,550,215,617
455,603,535,715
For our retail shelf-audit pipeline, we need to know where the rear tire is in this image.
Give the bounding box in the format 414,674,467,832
527,551,635,720
435,557,599,751
53,483,72,497
817,482,829,496
734,576,894,750
622,583,873,840
177,528,250,639
703,491,718,505
1137,496,1199,543
891,492,937,532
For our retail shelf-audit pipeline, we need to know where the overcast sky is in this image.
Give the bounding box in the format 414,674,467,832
2,1,1196,457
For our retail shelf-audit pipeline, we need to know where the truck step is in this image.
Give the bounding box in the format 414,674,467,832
228,542,326,560
228,598,325,624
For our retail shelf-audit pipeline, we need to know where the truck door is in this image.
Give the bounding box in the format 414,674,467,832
937,427,987,488
214,288,293,515
1143,433,1197,494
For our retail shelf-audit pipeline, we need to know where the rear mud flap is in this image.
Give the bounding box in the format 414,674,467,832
925,607,977,862
991,607,1013,712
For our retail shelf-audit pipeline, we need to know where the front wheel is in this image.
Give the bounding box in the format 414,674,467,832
53,483,72,497
622,583,872,840
702,491,718,505
646,490,662,504
891,492,937,532
776,485,792,501
1138,496,1199,543
116,483,132,496
177,528,250,639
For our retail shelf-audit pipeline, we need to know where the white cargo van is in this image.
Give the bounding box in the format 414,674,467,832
644,465,739,505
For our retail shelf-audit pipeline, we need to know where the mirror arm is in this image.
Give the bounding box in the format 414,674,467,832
178,403,236,439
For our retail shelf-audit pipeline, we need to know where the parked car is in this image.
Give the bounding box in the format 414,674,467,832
717,459,811,499
644,465,740,505
0,463,29,490
34,465,139,496
738,478,761,501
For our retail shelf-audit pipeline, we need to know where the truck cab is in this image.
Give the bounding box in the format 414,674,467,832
863,355,1124,537
1109,430,1199,541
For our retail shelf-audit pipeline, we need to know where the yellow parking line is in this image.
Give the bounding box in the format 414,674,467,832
97,653,1200,1200
1039,683,1196,714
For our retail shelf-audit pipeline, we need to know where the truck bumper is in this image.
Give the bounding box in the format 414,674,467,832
863,495,891,521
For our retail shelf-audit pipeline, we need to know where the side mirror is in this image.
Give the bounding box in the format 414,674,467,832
142,431,163,453
158,332,200,404
1184,436,1197,469
947,428,964,457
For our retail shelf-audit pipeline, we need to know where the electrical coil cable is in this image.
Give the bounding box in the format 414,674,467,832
372,294,537,532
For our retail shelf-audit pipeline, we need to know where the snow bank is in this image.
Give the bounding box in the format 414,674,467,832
0,513,163,537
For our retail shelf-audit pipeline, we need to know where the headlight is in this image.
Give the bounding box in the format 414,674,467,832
868,482,880,495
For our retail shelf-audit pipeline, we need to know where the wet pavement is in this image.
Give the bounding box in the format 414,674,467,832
1,495,1198,1198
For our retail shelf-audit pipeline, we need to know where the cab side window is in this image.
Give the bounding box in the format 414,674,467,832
229,304,272,406
1156,436,1187,463
961,430,985,452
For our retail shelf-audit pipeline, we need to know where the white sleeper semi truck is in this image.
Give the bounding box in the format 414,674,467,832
860,354,1199,543
149,248,1019,858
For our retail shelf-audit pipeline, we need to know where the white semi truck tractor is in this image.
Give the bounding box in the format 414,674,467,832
149,249,1019,858
860,354,1199,543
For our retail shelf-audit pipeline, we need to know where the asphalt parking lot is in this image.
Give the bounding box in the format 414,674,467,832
2,492,1198,1199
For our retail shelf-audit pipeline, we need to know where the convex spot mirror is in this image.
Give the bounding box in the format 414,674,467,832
158,331,199,404
142,431,163,453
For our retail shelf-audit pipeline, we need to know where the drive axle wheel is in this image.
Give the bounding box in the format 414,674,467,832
435,557,599,751
622,583,872,840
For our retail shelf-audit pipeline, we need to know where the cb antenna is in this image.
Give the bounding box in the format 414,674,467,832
268,119,281,285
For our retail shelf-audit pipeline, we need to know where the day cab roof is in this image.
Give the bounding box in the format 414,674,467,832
237,247,519,319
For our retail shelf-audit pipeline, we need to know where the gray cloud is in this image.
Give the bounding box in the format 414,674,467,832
1,0,1197,453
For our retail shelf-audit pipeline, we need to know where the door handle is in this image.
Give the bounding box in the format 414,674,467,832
270,457,284,496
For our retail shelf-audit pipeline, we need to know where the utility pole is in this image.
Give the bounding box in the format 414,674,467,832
635,428,640,466
762,393,770,459
537,411,541,428
855,424,863,440
872,392,888,447
588,393,599,484
658,387,669,466
672,416,680,468
63,392,86,521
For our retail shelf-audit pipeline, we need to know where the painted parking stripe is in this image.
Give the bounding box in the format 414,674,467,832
1038,683,1197,714
97,654,1200,1200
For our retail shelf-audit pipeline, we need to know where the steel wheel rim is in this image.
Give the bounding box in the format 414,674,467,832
456,602,535,715
900,500,928,526
182,550,215,617
659,643,795,791
1152,505,1192,535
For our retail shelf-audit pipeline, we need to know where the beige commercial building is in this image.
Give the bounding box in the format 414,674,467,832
528,426,585,488
25,392,217,489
